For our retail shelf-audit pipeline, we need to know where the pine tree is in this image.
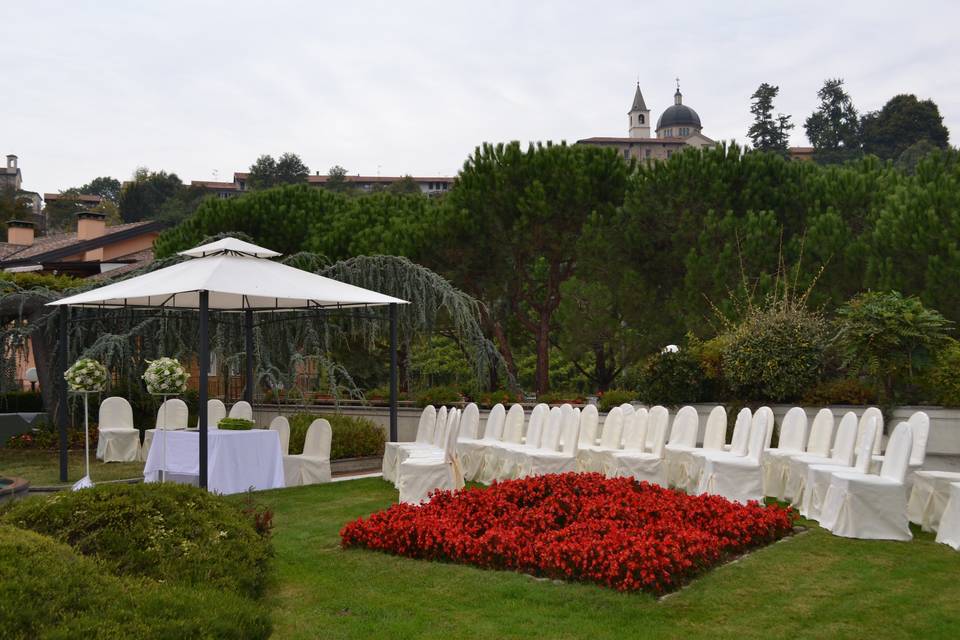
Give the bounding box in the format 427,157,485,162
747,83,793,152
805,78,861,161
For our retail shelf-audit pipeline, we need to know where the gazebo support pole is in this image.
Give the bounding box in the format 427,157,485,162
199,291,209,489
57,306,69,482
244,309,254,404
389,303,398,442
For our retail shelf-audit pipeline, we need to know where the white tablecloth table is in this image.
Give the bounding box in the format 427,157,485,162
144,429,285,494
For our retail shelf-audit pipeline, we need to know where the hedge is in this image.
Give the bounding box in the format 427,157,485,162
0,524,271,640
0,391,44,413
0,483,272,599
288,413,386,459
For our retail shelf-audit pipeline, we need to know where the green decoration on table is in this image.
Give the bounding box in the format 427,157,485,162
218,417,255,431
143,357,190,395
64,358,109,393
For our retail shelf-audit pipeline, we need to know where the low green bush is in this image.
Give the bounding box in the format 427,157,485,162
637,349,705,405
0,483,272,599
477,389,521,408
721,302,829,402
537,390,586,406
218,417,255,430
0,390,44,412
415,385,462,407
0,524,271,639
598,390,637,413
288,413,386,459
803,378,878,406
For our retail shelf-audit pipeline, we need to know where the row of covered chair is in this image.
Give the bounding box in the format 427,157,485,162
384,402,938,543
97,397,255,462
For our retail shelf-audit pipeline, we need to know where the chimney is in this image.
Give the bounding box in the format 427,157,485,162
7,220,35,246
76,211,106,240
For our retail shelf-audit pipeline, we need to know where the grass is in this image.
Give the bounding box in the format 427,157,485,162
0,449,144,486
5,451,959,638
258,478,960,640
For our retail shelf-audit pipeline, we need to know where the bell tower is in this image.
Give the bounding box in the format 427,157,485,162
628,83,651,138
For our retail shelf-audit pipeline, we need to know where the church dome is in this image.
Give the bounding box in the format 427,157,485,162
656,86,701,132
656,104,701,130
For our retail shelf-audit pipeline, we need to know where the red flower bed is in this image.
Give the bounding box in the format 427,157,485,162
341,473,795,593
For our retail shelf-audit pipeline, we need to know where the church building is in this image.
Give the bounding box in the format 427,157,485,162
578,82,716,161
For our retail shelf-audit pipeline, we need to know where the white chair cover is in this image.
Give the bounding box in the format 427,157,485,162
269,416,291,455
606,405,669,486
399,403,464,503
786,411,857,503
578,404,600,446
140,398,190,461
595,408,647,475
761,406,809,498
664,406,699,487
857,407,884,455
204,399,228,429
806,408,836,457
819,422,913,540
577,405,625,472
697,410,769,504
228,400,254,421
96,396,140,463
688,407,752,491
755,406,775,449
459,403,481,440
476,403,528,484
382,405,438,484
873,411,930,473
498,405,553,480
284,418,332,486
671,406,725,493
801,417,878,520
390,406,453,485
935,483,960,550
908,470,960,532
459,403,505,481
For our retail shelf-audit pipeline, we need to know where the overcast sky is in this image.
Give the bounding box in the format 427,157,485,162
3,0,958,195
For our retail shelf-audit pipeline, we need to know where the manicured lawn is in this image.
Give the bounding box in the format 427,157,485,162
260,478,960,640
0,449,143,486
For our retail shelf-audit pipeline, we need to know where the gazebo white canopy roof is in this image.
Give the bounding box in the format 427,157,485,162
48,237,408,310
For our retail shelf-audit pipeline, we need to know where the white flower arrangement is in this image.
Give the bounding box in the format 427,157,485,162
143,357,190,395
64,358,108,393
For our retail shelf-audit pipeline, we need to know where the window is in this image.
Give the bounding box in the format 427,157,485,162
623,149,630,160
679,127,689,136
645,148,652,159
667,150,673,158
638,114,645,124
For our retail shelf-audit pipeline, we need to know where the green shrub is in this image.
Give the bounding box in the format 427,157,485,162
477,389,521,408
218,417,255,430
0,524,271,639
0,391,43,412
598,390,637,412
537,390,586,406
803,378,878,406
288,413,386,459
836,290,953,402
926,340,960,406
0,483,272,599
721,302,829,402
637,349,704,405
415,385,462,408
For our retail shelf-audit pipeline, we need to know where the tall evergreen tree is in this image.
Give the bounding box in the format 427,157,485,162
805,78,861,161
747,83,793,152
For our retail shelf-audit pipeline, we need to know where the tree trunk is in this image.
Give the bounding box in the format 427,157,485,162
30,316,58,419
535,309,551,395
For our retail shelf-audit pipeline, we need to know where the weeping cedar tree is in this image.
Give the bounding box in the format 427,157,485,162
437,141,630,394
747,83,793,152
0,239,503,420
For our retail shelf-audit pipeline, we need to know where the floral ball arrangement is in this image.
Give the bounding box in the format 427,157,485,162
64,358,109,392
142,357,190,395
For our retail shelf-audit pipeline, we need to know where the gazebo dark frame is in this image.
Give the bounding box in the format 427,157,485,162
54,299,400,488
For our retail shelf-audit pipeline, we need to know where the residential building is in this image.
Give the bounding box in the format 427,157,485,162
192,172,455,198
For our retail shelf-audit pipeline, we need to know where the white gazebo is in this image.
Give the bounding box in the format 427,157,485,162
48,237,408,487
